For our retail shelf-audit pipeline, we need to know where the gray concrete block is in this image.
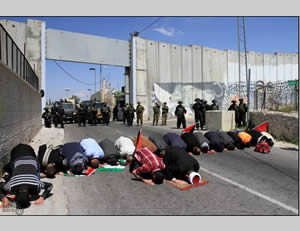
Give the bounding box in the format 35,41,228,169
206,110,236,131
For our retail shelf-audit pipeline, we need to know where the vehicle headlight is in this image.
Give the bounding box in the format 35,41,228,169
73,112,77,115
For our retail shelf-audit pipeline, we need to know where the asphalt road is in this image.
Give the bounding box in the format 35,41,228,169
62,120,299,215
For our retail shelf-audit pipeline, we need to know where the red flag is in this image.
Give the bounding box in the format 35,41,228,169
136,129,142,150
254,121,268,132
182,122,198,133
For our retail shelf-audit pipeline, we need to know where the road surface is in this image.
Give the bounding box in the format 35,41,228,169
59,120,298,215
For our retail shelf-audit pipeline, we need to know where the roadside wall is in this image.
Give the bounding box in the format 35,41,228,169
135,37,298,120
0,63,41,168
250,111,298,144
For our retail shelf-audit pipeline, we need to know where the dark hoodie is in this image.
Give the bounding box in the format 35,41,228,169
162,147,199,180
204,131,225,152
181,132,200,152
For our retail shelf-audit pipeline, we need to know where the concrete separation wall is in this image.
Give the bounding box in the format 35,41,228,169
0,63,42,169
135,37,298,120
250,111,299,144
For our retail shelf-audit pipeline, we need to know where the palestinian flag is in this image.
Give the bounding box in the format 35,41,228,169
132,129,142,156
182,122,199,134
254,121,268,132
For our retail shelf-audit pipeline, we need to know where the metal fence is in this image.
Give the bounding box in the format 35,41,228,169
0,23,39,91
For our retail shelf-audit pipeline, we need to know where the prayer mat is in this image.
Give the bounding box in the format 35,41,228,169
63,165,125,176
165,179,209,191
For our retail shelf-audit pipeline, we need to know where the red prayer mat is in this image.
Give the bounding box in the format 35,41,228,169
165,179,209,191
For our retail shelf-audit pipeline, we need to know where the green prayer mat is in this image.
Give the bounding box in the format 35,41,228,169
63,166,125,176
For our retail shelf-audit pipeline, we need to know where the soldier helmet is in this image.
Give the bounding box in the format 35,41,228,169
44,107,48,111
137,101,140,104
178,100,183,104
164,102,167,105
231,100,236,103
212,99,216,103
204,100,207,104
239,98,244,101
195,98,201,102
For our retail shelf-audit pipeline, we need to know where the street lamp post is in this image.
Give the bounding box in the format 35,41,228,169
87,88,91,100
65,88,70,99
89,68,96,94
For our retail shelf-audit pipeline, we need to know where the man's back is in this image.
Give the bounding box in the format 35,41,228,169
163,147,199,180
134,148,165,175
164,133,187,149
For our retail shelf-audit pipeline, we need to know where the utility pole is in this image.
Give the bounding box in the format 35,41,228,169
237,17,241,98
100,64,102,90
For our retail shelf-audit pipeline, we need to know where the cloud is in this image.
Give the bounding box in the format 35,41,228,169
153,26,176,37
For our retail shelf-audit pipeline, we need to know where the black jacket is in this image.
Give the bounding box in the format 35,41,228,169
99,139,121,165
246,130,263,146
216,130,234,146
163,147,199,180
181,132,200,152
38,144,67,174
204,131,225,152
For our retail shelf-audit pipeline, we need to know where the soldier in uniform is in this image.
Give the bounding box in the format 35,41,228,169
56,103,65,128
122,103,129,125
238,98,248,127
51,103,58,128
161,102,169,126
42,107,52,128
91,103,98,126
101,103,111,126
136,102,145,126
228,100,239,127
192,98,204,130
175,101,187,129
78,103,87,127
152,103,160,126
203,100,209,130
113,105,118,122
127,103,135,127
210,99,219,110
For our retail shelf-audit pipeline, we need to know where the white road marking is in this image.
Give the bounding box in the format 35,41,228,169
200,167,299,214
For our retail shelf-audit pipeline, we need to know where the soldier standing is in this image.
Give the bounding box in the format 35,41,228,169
210,99,219,110
51,103,58,128
57,103,65,128
91,103,97,126
152,103,160,126
122,103,129,125
175,101,187,129
101,103,111,126
203,100,209,129
78,103,87,127
136,102,145,126
113,105,118,122
228,100,239,127
192,98,204,130
161,102,169,126
42,107,52,128
238,98,248,127
127,103,135,127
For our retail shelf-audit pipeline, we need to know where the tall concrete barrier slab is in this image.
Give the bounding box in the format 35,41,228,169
206,111,235,131
0,63,41,169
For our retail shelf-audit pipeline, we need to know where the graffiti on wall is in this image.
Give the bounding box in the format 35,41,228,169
151,81,226,117
151,80,297,118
